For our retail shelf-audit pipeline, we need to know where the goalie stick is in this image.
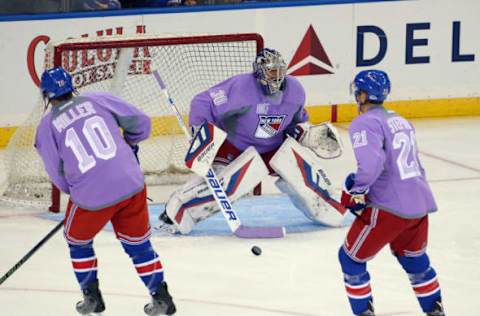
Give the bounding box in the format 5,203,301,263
153,70,285,238
0,220,64,286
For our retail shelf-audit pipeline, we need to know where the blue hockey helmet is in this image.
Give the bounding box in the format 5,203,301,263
253,48,287,95
351,69,391,104
40,67,74,100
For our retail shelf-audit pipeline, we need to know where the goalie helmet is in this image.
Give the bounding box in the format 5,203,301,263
40,67,74,100
253,48,287,95
351,69,391,104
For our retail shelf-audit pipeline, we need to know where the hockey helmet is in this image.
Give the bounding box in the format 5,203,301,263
351,69,391,104
40,67,74,100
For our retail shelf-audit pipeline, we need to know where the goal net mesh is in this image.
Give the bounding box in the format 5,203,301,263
0,33,262,210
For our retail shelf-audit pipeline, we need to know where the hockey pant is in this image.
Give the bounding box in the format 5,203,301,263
339,208,442,315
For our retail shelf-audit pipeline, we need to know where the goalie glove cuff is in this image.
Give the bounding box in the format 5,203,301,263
285,122,311,143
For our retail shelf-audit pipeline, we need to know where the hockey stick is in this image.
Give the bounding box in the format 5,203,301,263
0,220,64,286
152,70,285,238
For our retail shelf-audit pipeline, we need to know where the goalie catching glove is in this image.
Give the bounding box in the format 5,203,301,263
287,122,343,159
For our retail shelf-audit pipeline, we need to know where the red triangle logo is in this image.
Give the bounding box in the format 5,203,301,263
289,63,333,76
288,25,334,76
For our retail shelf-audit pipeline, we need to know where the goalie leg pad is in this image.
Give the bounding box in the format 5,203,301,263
165,146,269,234
270,137,345,227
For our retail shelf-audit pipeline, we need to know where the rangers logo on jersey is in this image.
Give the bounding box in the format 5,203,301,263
254,115,286,139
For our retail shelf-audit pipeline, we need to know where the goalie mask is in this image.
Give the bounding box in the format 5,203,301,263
253,48,287,95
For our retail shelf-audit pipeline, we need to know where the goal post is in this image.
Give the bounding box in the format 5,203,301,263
0,33,264,212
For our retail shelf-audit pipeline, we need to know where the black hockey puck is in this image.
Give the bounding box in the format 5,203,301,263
251,245,262,256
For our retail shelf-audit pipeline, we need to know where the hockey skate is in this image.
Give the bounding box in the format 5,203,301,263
358,300,375,316
76,279,105,315
144,281,176,315
155,211,179,235
426,299,445,316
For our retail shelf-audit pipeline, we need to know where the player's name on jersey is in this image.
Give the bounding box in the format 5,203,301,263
387,116,413,134
52,102,97,133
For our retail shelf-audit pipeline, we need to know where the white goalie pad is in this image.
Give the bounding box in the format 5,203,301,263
296,122,343,159
165,146,269,234
270,137,345,227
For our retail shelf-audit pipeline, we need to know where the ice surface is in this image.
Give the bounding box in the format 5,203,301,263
0,117,479,315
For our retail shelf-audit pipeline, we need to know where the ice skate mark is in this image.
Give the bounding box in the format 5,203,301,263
418,151,480,173
0,212,44,219
429,176,480,183
1,286,319,316
376,312,413,316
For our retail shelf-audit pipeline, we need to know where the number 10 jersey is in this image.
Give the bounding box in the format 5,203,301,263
35,92,151,210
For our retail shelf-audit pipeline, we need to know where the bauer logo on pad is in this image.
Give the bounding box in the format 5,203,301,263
254,115,285,139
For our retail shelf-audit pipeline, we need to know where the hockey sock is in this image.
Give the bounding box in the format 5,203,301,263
396,253,442,313
338,247,373,315
68,242,98,290
121,239,164,293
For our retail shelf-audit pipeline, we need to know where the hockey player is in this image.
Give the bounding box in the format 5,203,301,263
338,69,445,316
35,67,176,316
159,48,345,234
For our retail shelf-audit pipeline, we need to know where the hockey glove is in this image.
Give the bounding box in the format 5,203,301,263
341,173,367,213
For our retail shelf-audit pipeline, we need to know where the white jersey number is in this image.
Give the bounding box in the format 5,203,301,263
352,130,368,148
65,116,117,173
393,131,421,180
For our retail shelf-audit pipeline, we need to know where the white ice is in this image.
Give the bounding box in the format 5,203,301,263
0,117,479,316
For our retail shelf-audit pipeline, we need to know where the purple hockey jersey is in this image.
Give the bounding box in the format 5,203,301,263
35,92,151,210
349,106,437,218
189,73,308,153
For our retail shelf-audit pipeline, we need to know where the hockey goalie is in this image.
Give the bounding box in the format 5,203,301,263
158,48,345,235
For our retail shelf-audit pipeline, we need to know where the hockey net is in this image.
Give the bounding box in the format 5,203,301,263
0,33,263,212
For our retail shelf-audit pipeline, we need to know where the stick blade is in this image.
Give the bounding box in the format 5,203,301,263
234,225,286,239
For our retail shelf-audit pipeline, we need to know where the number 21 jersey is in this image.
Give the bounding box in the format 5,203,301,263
348,106,437,218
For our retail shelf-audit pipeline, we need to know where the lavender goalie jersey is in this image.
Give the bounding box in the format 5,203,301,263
349,106,437,218
189,73,308,153
35,92,151,210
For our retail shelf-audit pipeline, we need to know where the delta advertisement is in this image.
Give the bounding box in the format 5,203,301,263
0,0,478,135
